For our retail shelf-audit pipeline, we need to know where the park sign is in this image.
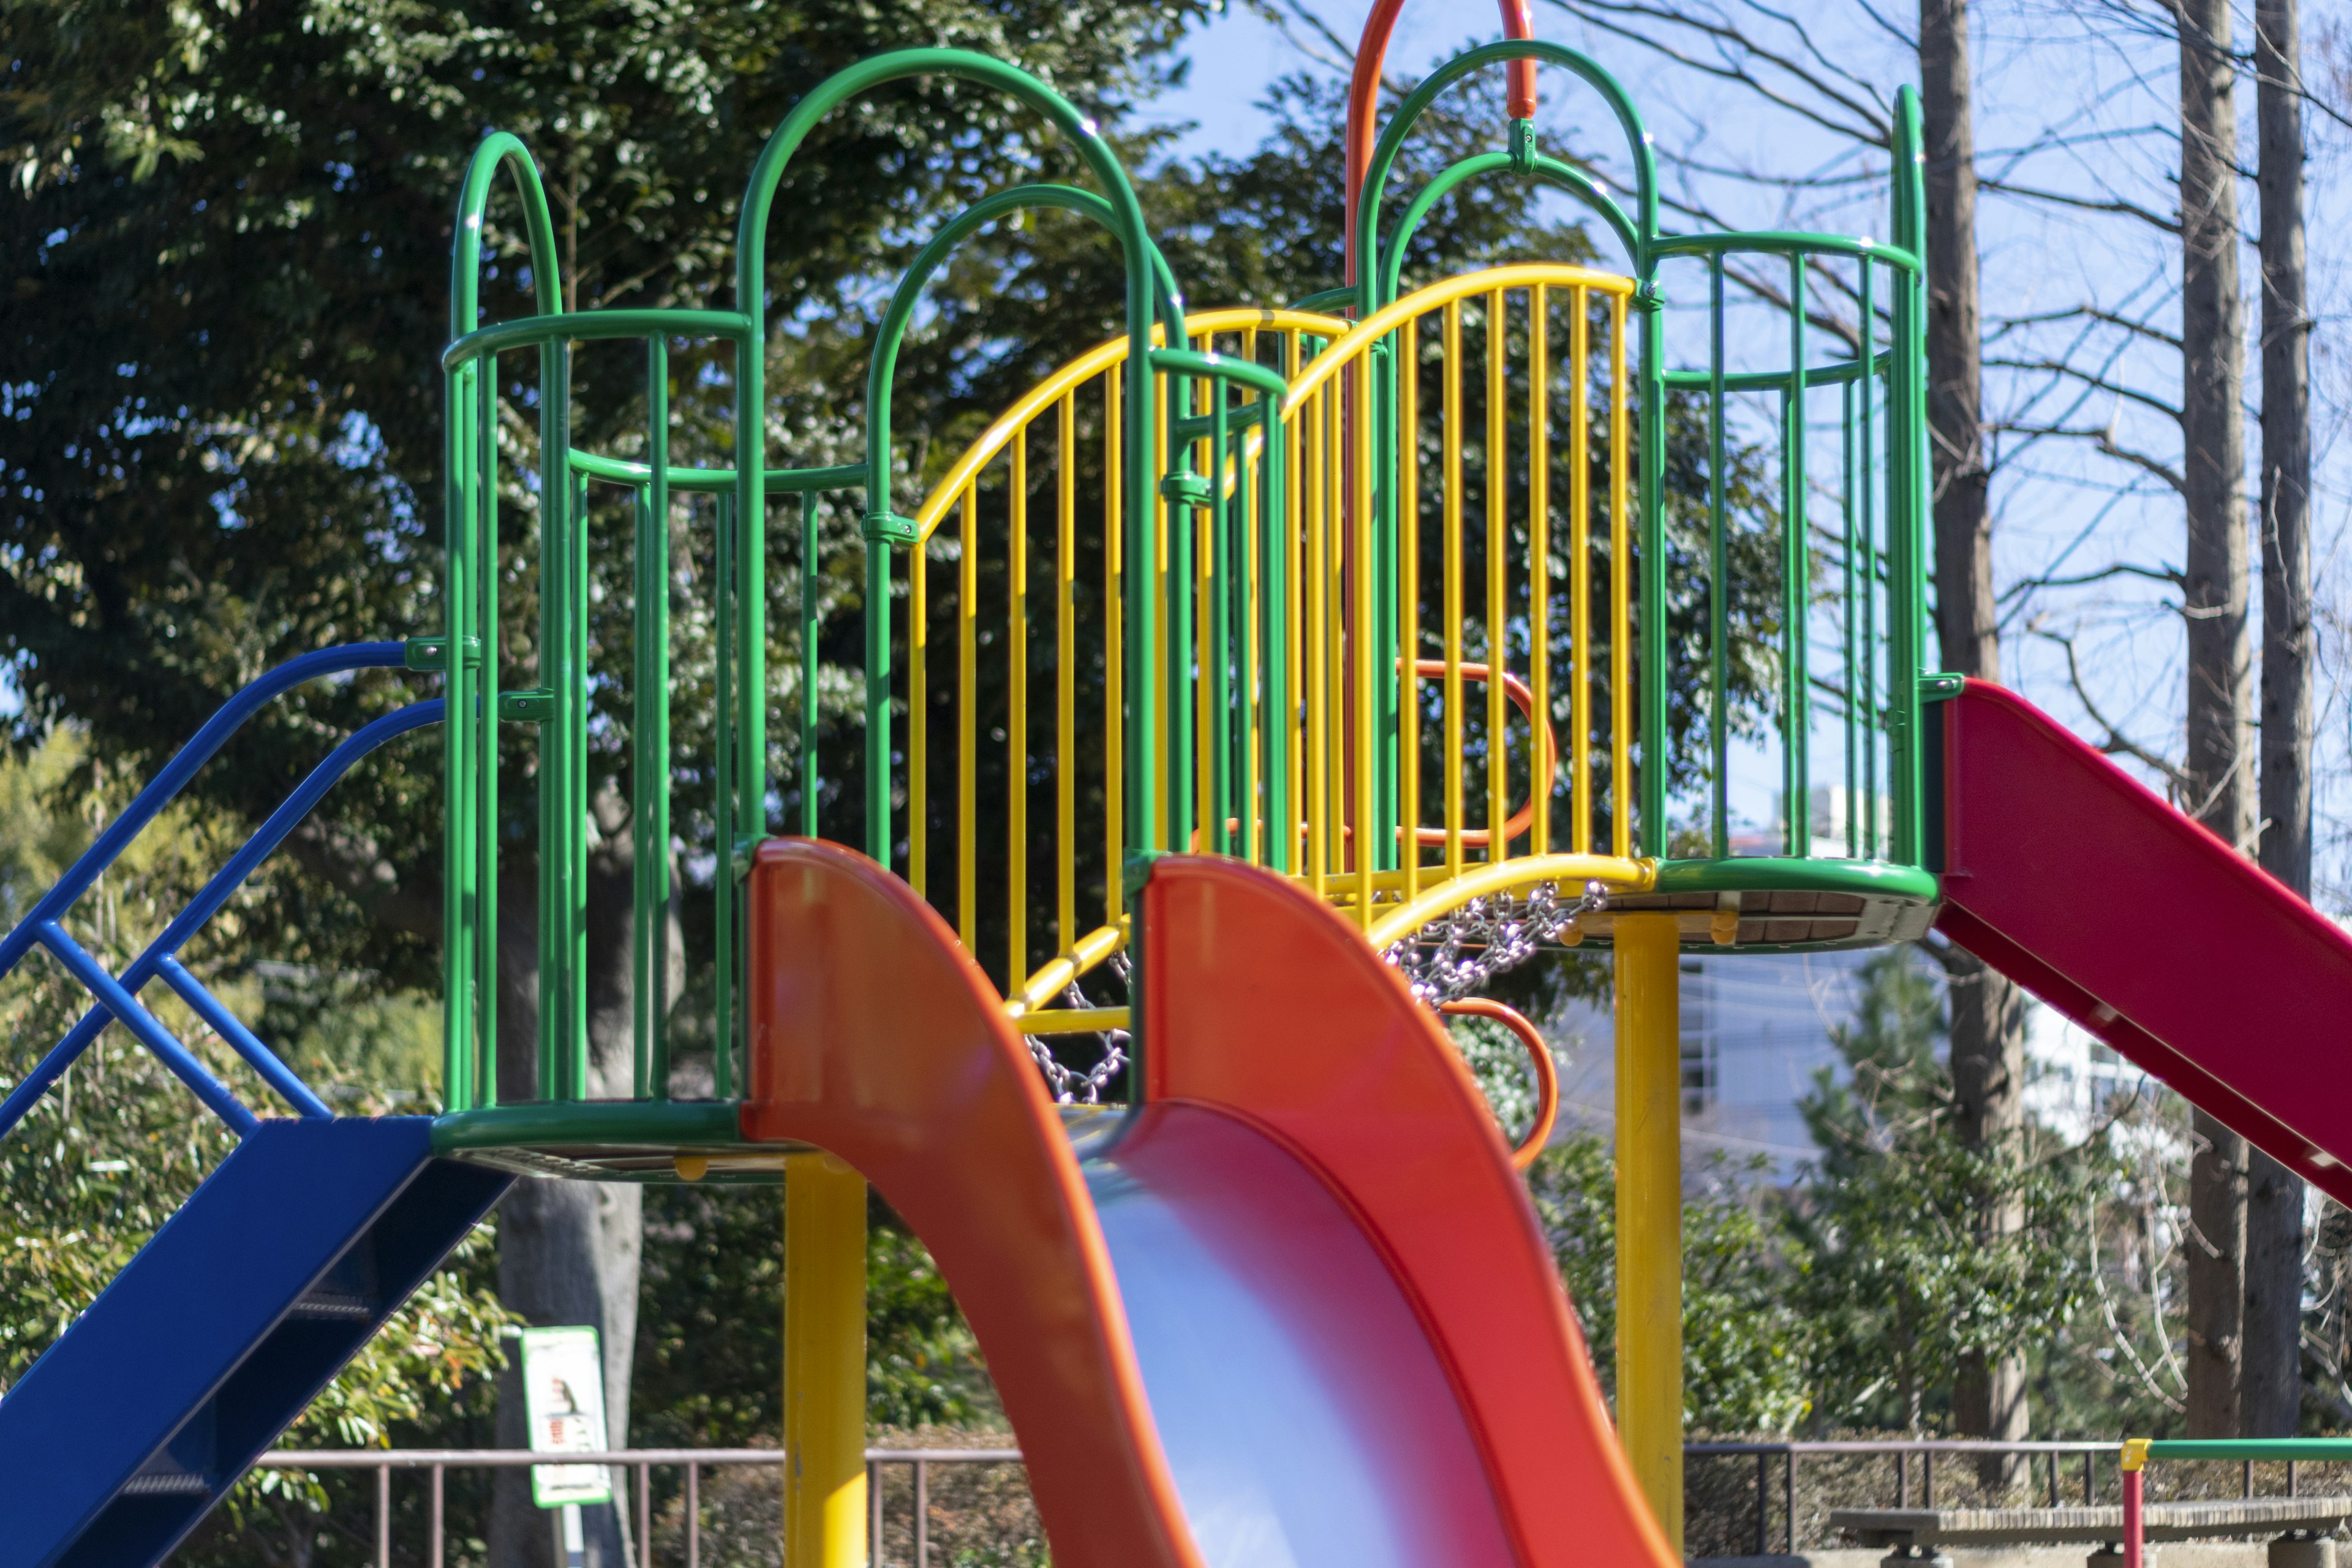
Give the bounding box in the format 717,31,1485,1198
519,1325,612,1509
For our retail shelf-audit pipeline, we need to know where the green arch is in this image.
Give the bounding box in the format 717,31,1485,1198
1354,39,1662,315
863,183,1185,519
446,132,563,337
729,48,1173,870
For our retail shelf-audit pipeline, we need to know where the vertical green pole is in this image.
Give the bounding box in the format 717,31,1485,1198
1784,255,1809,858
442,360,477,1114
1840,379,1858,861
1168,378,1196,856
635,337,673,1102
723,307,764,1105
865,521,892,868
1706,257,1729,860
1638,285,1669,858
713,488,736,1095
1210,378,1233,853
1858,262,1880,861
802,494,821,839
1262,409,1289,873
475,358,502,1107
1889,88,1929,867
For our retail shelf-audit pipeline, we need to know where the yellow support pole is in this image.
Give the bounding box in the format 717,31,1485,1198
1613,913,1683,1553
783,1151,867,1568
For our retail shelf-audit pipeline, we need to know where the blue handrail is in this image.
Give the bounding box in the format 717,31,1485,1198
0,644,409,976
0,646,428,1140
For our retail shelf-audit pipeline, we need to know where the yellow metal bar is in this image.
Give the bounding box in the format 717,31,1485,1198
1442,301,1465,884
1009,429,1029,987
1304,385,1328,900
1009,919,1129,1014
958,484,978,952
1400,312,1422,905
1105,371,1124,921
1610,293,1633,860
1530,285,1553,858
1486,288,1508,863
1057,393,1077,954
1570,287,1593,856
1015,1006,1131,1036
1351,348,1376,925
783,1150,867,1568
911,520,928,897
1362,851,1653,949
1613,913,1684,1553
1325,383,1346,877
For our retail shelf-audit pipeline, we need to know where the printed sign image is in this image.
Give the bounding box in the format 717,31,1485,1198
519,1325,612,1509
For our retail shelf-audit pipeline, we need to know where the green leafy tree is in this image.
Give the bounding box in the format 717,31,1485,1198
1790,946,2111,1433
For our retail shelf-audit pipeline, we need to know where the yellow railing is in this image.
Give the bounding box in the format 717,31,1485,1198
1272,263,1647,936
893,268,1653,1028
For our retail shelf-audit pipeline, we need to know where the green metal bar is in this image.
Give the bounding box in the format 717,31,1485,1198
1168,388,1196,856
1638,285,1669,857
1662,356,1891,393
1784,253,1809,858
1211,375,1234,854
712,488,737,1098
864,513,891,866
448,133,562,336
475,356,500,1107
634,336,672,1102
1889,86,1929,867
801,493,820,839
1263,390,1291,873
443,308,748,372
1841,379,1858,860
1860,258,1880,860
2144,1441,2352,1461
1707,254,1729,860
567,450,864,496
442,357,477,1115
1651,232,1920,269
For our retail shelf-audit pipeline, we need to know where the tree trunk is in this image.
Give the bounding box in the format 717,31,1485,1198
2190,1109,2250,1435
1923,0,2029,1485
2177,0,2253,1439
2245,0,2312,1440
491,783,677,1567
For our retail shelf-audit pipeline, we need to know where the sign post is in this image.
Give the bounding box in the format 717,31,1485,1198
520,1325,611,1568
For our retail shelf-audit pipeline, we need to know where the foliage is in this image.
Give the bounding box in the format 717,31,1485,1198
0,732,513,1568
1522,1128,1815,1434
1788,946,2117,1433
634,1181,991,1445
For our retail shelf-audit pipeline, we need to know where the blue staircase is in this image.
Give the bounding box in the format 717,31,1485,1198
0,1117,510,1568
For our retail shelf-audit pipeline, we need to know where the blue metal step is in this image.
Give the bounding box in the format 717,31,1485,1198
0,1117,510,1568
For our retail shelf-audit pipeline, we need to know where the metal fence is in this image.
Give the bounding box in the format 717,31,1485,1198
252,1445,1020,1568
258,1438,2340,1567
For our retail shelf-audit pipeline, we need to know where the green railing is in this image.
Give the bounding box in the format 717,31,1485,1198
427,42,1942,1152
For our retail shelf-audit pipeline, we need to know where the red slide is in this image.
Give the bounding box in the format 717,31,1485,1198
739,839,1678,1568
1939,680,2352,1208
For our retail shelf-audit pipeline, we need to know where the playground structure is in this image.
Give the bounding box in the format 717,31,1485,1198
9,6,2352,1566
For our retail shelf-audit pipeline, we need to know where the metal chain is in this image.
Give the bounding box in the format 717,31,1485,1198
1381,880,1609,1006
1023,953,1131,1106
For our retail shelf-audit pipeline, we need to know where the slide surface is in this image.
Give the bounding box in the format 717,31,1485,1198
1939,679,2352,1208
740,839,1677,1568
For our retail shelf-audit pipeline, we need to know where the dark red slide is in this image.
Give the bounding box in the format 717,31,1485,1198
1937,680,2352,1207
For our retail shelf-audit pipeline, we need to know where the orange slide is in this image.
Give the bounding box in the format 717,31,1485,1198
739,840,1675,1568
